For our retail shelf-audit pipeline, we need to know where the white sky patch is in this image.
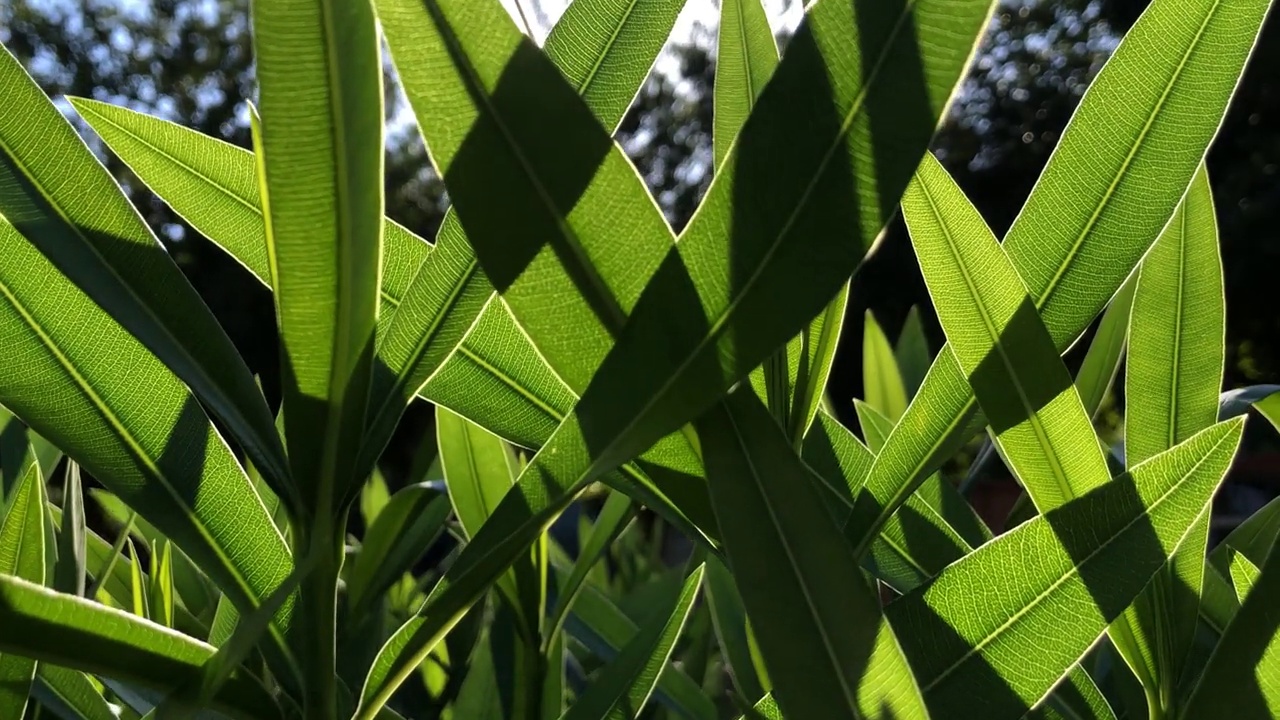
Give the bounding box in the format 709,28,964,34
498,0,804,58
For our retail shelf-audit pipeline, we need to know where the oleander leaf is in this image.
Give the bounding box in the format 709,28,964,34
886,419,1243,719
704,554,767,705
33,665,117,720
852,0,1271,556
250,0,383,509
1182,525,1280,719
863,311,909,422
698,388,927,720
68,98,431,313
544,0,688,133
560,565,703,720
0,460,45,718
1076,274,1137,420
0,575,280,719
0,48,288,502
1114,164,1223,713
347,484,452,615
895,306,931,400
714,0,777,169
899,153,1110,514
0,211,295,684
546,490,634,649
557,568,718,720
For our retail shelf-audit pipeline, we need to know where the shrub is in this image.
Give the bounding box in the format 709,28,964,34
0,0,1276,718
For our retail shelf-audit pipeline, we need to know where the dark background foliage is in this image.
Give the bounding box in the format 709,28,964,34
2,0,1276,531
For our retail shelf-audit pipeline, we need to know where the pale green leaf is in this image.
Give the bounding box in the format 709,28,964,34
546,490,634,651
0,460,45,718
34,665,117,720
863,311,909,421
0,575,280,719
251,0,383,508
900,152,1110,514
886,419,1243,718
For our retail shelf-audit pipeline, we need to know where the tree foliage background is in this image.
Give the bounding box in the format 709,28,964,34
3,0,1277,527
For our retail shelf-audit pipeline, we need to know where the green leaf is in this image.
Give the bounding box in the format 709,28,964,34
0,575,280,719
1211,496,1280,577
33,665,117,720
1026,667,1117,720
901,152,1111,514
705,554,767,704
155,553,314,717
546,490,634,652
863,311,909,421
54,462,87,597
347,484,452,614
423,301,716,548
1114,164,1223,713
380,0,675,397
555,565,718,720
895,306,931,400
359,0,994,708
0,406,60,504
885,418,1243,718
69,97,430,313
560,565,703,720
0,460,45,718
438,406,520,542
127,539,148,620
852,0,1271,552
544,0,688,133
358,218,491,484
1075,275,1136,420
251,0,383,509
1126,166,1224,467
714,0,778,169
854,400,990,551
0,48,288,501
697,388,927,720
0,210,294,662
556,0,994,479
1182,527,1280,719
148,540,174,629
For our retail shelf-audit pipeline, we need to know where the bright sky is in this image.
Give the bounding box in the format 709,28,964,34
497,0,805,54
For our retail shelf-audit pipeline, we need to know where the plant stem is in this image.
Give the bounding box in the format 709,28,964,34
295,509,345,720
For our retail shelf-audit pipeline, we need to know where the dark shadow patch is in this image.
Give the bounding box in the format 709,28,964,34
970,299,1076,436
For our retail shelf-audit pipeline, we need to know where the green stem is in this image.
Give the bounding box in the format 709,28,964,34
295,509,345,720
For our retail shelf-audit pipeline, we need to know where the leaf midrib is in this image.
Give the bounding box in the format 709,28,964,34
1027,0,1223,316
918,427,1233,694
573,0,643,104
917,177,1075,507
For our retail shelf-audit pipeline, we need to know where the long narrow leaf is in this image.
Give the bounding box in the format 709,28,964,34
853,0,1272,552
886,418,1243,719
0,460,45,717
0,575,279,719
560,565,704,720
1115,164,1223,713
251,0,383,509
0,47,288,498
698,388,927,720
